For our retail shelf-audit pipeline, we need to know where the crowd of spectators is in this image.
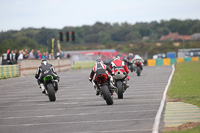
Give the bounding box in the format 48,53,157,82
3,49,71,65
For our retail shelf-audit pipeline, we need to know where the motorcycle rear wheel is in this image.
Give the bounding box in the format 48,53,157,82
136,66,141,76
117,81,123,99
102,85,113,105
130,65,134,72
47,83,56,102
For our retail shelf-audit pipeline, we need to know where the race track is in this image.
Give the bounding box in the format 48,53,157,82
0,66,172,133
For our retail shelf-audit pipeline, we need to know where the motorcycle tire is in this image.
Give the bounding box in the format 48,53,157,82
102,85,113,105
136,66,141,76
117,81,123,99
47,83,56,102
130,65,134,72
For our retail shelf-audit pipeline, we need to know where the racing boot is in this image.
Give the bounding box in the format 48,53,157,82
109,76,116,89
123,80,129,92
40,83,46,94
93,82,99,95
54,80,59,92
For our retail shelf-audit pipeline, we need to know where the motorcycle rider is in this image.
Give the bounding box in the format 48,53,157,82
35,59,60,94
127,53,134,60
89,59,115,95
133,54,144,70
124,53,135,71
110,56,129,89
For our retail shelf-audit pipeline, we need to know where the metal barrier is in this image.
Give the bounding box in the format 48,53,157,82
147,56,200,66
0,65,19,79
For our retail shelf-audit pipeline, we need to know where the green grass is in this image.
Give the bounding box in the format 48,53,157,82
168,62,200,107
166,62,200,133
165,126,200,133
71,61,95,69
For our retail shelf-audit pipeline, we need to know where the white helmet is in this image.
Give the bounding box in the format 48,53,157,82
41,59,48,65
135,55,139,58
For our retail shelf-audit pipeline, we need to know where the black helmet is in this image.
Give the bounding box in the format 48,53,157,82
41,59,48,65
96,59,103,63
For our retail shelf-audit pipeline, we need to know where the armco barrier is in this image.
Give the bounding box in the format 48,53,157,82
72,61,95,69
156,59,163,66
19,59,71,76
0,65,19,79
170,58,177,64
163,58,171,65
176,58,184,63
147,56,200,66
184,57,191,62
191,57,199,61
147,59,156,66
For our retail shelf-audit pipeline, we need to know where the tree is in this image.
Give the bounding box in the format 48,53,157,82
0,39,16,54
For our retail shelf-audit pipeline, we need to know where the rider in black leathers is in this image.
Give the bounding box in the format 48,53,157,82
35,59,60,94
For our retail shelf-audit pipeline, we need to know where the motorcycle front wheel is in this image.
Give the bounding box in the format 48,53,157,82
47,83,56,102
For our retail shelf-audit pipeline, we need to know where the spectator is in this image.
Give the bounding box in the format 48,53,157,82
6,49,10,61
42,52,47,59
46,52,49,59
29,49,35,59
35,50,39,59
11,50,14,61
67,52,71,58
49,53,55,59
36,50,42,59
56,51,61,59
60,51,64,59
23,49,28,59
7,50,13,64
14,49,19,62
18,50,23,60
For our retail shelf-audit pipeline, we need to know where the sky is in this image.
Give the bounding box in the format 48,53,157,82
0,0,200,31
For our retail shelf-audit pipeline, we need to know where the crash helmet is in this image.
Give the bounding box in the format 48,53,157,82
96,59,103,64
135,54,139,58
41,59,48,65
113,55,120,60
129,53,133,56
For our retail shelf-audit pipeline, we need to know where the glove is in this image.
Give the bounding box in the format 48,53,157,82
57,76,60,82
89,77,92,82
111,71,115,76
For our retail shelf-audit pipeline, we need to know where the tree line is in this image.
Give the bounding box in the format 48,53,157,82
0,19,200,57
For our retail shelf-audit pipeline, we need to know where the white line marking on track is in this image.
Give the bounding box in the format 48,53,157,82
0,118,154,127
0,93,161,100
0,103,159,112
0,102,78,107
62,129,153,133
152,64,175,133
0,98,162,103
0,110,157,120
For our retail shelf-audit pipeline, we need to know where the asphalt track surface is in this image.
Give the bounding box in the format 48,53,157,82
0,66,172,133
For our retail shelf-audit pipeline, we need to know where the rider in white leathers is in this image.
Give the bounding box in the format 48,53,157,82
133,55,144,70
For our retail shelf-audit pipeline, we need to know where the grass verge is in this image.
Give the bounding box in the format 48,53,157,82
166,126,200,133
168,62,200,107
165,62,200,133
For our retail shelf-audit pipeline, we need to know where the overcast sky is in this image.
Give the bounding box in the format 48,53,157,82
0,0,200,31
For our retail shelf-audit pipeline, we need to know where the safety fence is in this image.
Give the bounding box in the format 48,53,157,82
147,56,200,66
0,65,19,79
0,59,71,79
71,61,95,69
